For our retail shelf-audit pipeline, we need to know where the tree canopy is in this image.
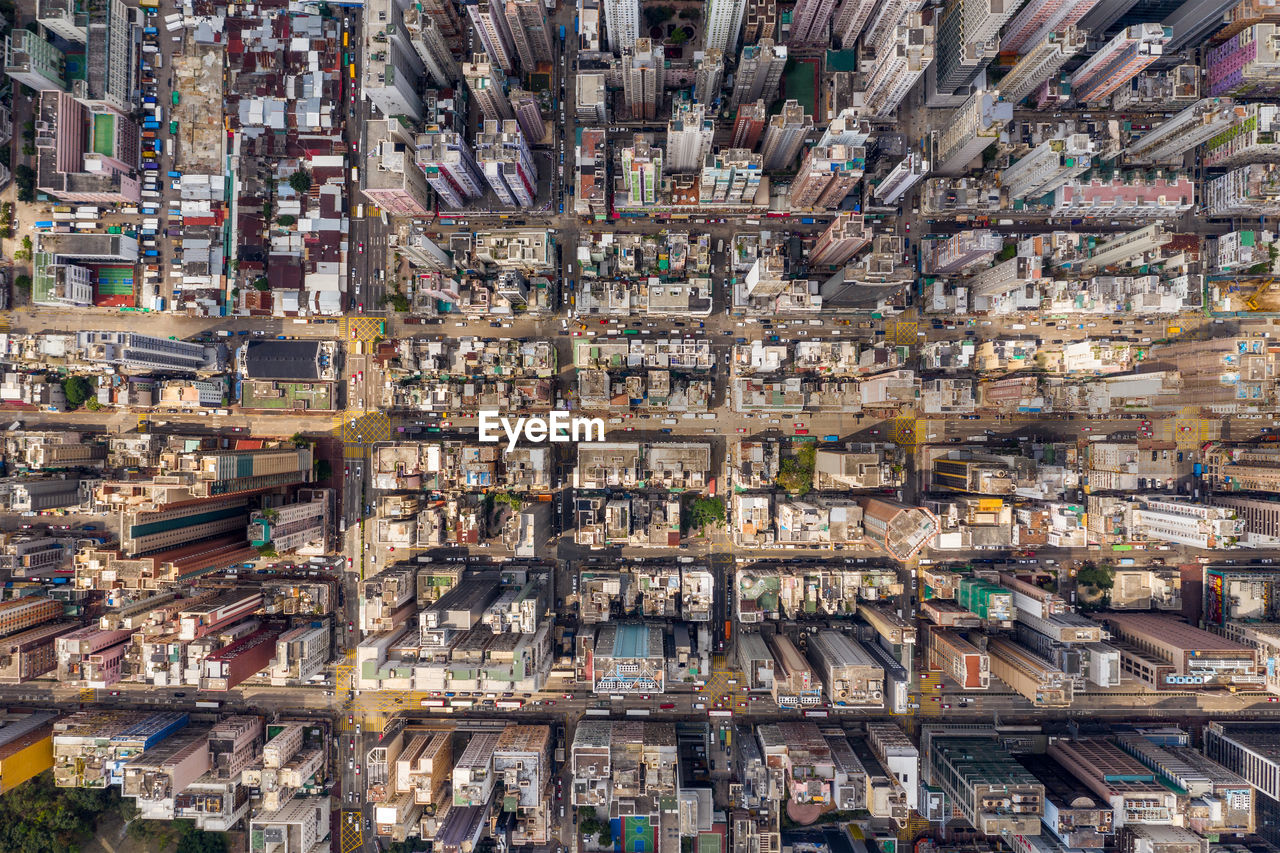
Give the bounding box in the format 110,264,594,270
690,496,725,531
0,770,117,853
288,170,312,194
62,375,93,408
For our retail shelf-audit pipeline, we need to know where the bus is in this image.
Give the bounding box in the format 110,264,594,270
803,710,829,718
349,63,356,79
585,708,609,716
421,698,446,707
451,698,475,709
708,710,732,718
343,52,349,67
496,700,524,711
343,30,349,47
195,700,221,709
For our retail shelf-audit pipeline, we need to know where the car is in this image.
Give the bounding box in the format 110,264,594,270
564,693,574,699
358,242,365,254
174,692,187,698
355,766,361,775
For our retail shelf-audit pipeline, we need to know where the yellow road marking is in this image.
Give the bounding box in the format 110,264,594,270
340,811,363,853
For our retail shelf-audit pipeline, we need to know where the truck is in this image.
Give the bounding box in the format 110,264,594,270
559,23,565,40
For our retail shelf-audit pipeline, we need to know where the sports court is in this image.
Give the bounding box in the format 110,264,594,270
616,816,655,853
782,57,820,117
92,113,117,157
94,265,135,307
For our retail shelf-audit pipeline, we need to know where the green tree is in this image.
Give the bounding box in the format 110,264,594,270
277,214,297,226
1076,563,1114,590
997,244,1017,261
13,234,33,261
669,27,689,44
315,458,333,481
775,442,817,495
62,375,93,408
642,5,673,26
175,820,228,853
491,491,524,512
14,164,34,203
289,432,310,447
385,292,410,312
253,277,270,291
14,274,31,294
85,398,101,411
0,769,117,853
690,496,725,530
256,543,278,559
288,170,313,194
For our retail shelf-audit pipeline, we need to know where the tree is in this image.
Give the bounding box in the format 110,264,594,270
288,170,313,194
174,820,228,853
15,164,35,202
384,292,410,312
277,214,296,226
643,5,673,27
13,235,32,261
62,375,93,408
775,442,817,495
1076,563,1114,590
85,398,102,411
256,544,278,559
289,432,310,447
491,491,524,512
0,769,117,853
690,496,725,531
669,26,689,44
253,277,270,291
996,243,1017,261
14,274,31,294
315,458,333,481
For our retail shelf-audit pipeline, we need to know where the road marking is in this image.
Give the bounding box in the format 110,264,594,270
887,320,918,346
340,811,363,853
